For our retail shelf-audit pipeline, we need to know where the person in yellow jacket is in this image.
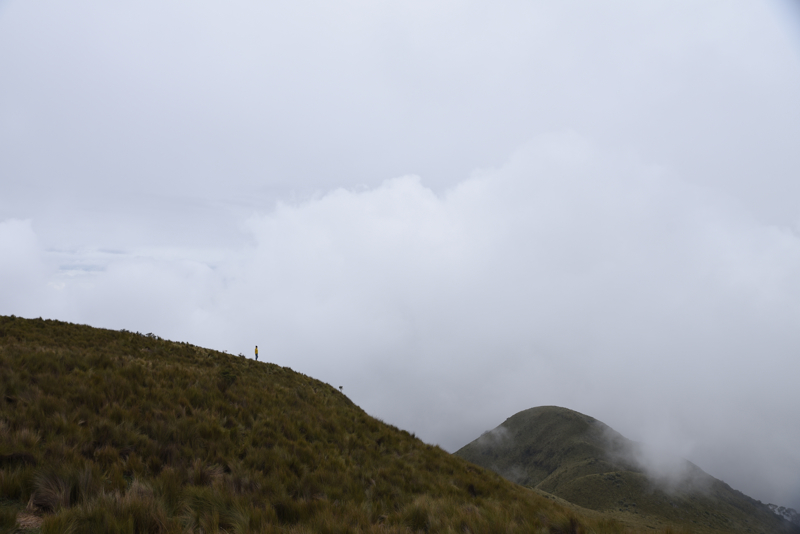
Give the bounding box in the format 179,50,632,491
255,345,258,361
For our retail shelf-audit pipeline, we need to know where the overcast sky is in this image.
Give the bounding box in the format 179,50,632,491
2,0,800,511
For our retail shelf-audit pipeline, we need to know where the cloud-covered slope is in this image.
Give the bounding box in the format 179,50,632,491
456,406,800,534
0,316,640,533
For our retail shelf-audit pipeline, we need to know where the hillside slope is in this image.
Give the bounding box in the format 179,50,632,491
1,316,638,533
455,406,799,534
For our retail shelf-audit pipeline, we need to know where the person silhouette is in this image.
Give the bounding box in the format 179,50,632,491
255,345,258,361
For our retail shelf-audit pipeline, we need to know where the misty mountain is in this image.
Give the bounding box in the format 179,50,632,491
770,504,800,528
455,406,800,534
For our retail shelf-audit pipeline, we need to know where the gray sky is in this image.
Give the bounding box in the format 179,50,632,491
2,0,800,511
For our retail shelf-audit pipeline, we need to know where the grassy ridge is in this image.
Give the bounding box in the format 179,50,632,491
1,315,646,533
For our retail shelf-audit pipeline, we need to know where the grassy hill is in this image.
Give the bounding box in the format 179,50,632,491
455,406,799,534
1,315,662,534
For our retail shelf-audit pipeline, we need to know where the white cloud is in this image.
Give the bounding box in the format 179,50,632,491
9,132,799,506
0,219,49,317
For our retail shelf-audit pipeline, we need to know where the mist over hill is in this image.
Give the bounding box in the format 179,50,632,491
456,406,800,534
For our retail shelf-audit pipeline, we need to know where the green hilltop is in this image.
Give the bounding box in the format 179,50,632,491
455,406,800,534
1,315,647,533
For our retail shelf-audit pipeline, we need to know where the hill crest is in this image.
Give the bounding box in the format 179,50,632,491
456,405,800,534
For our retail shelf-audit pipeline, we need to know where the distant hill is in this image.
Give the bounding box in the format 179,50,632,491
455,406,800,534
2,315,649,533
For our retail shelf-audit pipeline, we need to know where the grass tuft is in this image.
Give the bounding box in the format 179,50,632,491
31,470,72,512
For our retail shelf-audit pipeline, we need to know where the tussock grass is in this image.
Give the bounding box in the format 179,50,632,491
0,316,674,533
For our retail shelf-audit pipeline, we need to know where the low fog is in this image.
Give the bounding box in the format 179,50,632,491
2,0,800,511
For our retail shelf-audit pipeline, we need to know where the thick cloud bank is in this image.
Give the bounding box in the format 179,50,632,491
3,133,799,509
